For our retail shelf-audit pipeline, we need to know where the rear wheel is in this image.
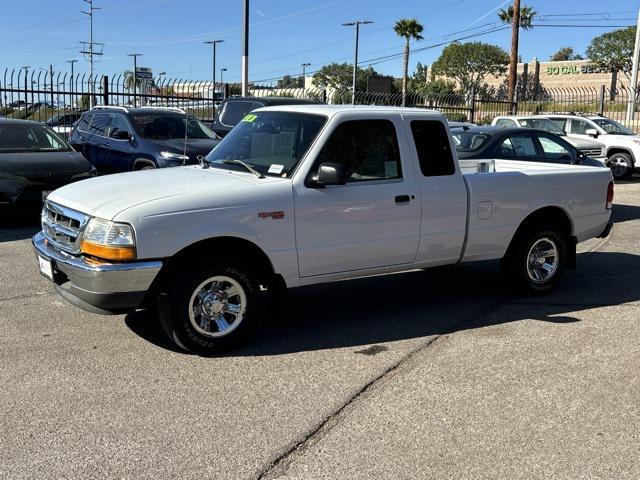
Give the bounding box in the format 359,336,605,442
608,152,634,180
502,227,567,294
158,262,260,354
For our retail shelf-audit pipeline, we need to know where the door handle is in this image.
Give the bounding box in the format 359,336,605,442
395,195,411,203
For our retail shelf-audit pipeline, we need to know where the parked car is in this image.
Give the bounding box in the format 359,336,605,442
450,125,605,168
0,118,94,211
212,96,324,137
491,115,607,163
543,114,640,179
33,105,613,354
69,106,220,172
46,112,84,137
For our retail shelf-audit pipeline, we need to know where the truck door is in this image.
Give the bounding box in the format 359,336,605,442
408,119,467,266
293,117,420,277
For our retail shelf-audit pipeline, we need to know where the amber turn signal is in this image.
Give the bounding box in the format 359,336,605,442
80,240,136,261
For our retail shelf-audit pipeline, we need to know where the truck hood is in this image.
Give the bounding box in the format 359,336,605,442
47,165,276,220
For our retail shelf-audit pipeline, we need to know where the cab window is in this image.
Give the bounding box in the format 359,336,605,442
495,118,516,128
537,134,574,163
569,118,592,135
316,120,402,182
411,120,455,176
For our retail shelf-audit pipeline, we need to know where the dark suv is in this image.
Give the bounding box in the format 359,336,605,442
212,96,324,137
69,106,220,172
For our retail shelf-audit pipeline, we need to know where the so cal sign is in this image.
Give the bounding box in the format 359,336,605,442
546,64,608,75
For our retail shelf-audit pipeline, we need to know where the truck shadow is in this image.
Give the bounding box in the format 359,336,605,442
610,203,640,224
0,212,41,243
125,250,640,356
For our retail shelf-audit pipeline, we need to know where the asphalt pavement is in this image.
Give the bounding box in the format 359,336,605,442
1,181,639,479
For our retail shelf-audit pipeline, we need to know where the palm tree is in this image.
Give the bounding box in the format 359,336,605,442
498,4,537,30
394,18,424,106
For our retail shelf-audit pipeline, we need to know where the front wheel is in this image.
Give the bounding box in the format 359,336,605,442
158,262,260,354
502,228,567,294
608,152,634,180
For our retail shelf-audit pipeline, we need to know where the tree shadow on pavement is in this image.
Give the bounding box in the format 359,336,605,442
125,251,640,357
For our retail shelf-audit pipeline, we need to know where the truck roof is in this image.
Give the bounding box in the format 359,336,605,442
253,104,446,119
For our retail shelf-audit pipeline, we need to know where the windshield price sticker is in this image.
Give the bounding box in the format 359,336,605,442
268,164,284,174
242,114,257,123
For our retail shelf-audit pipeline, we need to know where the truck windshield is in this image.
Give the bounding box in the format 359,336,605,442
206,112,326,177
592,118,635,135
131,114,218,139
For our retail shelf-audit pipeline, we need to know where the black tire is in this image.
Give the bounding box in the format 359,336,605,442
502,226,567,294
134,159,156,171
158,262,260,354
608,152,634,180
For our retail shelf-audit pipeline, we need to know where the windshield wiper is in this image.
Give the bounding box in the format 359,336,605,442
219,159,264,178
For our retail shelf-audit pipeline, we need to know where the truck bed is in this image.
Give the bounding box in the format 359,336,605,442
459,159,612,262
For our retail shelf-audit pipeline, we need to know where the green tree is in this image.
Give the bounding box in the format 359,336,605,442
312,63,380,91
431,42,509,94
393,18,424,106
586,26,636,73
277,75,303,88
550,46,583,62
498,4,537,30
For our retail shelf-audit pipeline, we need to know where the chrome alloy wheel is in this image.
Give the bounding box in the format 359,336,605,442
610,155,630,179
188,276,247,338
526,237,559,284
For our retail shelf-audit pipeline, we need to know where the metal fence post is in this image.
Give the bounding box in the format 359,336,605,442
599,84,606,116
469,86,476,123
102,76,109,106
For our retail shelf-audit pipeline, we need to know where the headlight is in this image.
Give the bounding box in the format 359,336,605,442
80,218,136,261
160,151,189,161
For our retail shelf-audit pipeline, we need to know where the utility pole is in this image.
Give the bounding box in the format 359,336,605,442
205,40,224,100
80,0,102,108
626,7,640,122
49,65,54,109
301,62,311,89
343,20,373,105
507,0,521,108
242,0,249,96
128,53,142,107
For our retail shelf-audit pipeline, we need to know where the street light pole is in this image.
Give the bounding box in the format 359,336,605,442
301,62,311,89
342,20,373,105
128,53,142,107
205,40,224,100
242,0,249,96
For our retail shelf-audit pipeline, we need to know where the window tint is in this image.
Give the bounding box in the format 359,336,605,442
499,135,538,158
548,118,567,131
131,114,217,139
316,120,402,182
0,124,71,152
537,134,573,163
495,118,516,128
411,120,455,176
77,113,92,131
570,118,592,135
88,113,110,136
108,114,132,138
220,101,255,126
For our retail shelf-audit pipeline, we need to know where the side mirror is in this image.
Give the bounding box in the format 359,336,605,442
314,162,347,187
585,128,599,138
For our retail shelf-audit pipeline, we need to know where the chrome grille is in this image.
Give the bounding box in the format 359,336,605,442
579,147,603,157
41,201,90,254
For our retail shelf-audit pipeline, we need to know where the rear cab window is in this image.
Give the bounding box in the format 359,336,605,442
411,120,455,176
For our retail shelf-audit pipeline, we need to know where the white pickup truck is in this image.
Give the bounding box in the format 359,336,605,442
33,106,614,354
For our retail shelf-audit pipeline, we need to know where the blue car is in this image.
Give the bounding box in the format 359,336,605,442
69,106,220,172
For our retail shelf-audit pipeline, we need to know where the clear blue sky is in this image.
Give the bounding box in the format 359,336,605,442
0,0,637,84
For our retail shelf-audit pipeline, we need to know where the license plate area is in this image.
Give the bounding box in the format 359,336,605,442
38,255,54,280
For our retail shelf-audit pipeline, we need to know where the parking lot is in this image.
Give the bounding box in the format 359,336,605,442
0,180,639,479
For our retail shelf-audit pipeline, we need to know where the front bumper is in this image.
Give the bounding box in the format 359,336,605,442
32,232,162,315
